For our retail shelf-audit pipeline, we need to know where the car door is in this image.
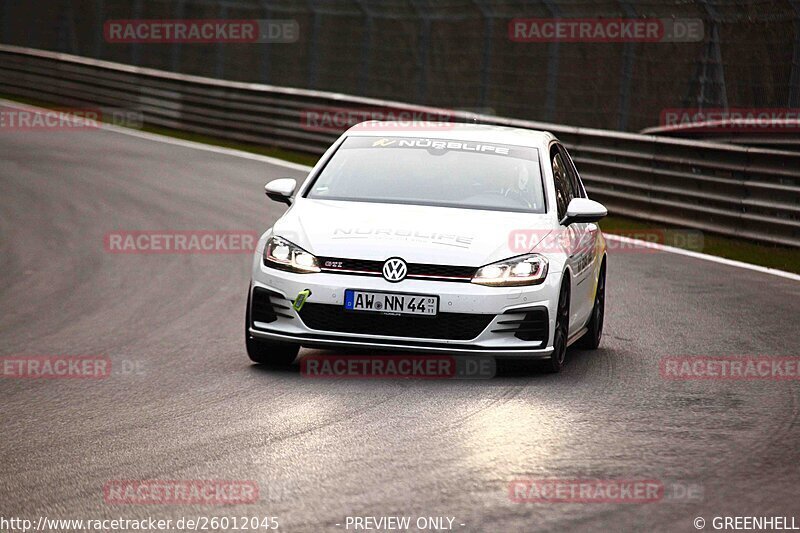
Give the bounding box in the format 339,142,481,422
549,145,585,334
558,143,598,329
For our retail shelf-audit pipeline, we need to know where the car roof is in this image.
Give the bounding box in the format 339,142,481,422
343,121,555,147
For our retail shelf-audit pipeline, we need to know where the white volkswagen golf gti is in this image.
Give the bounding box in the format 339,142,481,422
246,123,607,372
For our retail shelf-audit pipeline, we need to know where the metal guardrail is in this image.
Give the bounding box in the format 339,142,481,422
641,121,800,153
1,44,798,248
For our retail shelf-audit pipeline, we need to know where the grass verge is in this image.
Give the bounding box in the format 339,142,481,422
601,216,800,274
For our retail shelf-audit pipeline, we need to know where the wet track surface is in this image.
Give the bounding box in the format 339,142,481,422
2,106,800,532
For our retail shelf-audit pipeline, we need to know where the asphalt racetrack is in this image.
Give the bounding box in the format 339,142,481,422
2,103,799,532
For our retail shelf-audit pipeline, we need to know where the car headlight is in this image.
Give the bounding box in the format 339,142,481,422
263,236,320,273
471,254,548,286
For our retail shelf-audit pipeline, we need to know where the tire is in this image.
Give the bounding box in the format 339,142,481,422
577,261,606,350
543,277,570,373
245,289,299,366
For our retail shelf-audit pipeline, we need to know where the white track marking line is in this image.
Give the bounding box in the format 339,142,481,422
2,97,798,282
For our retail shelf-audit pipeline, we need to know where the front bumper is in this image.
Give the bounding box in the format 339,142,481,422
249,264,561,358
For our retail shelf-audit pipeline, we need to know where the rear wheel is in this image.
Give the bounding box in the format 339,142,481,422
245,289,299,366
577,261,606,350
543,277,570,373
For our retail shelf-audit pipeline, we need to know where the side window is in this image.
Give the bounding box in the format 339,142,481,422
558,144,586,199
550,147,571,220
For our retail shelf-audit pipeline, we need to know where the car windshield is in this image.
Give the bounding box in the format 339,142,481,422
305,135,545,213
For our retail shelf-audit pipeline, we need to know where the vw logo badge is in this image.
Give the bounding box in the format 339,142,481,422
382,257,408,282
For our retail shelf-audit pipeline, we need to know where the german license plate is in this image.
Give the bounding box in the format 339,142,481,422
344,290,438,316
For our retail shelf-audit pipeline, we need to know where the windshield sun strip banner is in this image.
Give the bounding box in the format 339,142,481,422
341,136,539,161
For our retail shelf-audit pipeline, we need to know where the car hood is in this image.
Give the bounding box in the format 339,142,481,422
271,199,554,266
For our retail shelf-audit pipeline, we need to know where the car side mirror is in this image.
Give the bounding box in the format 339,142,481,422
560,198,607,226
264,178,297,206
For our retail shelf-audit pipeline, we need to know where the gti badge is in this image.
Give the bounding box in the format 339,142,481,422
382,257,408,282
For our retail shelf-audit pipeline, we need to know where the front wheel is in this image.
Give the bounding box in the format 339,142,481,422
245,289,299,366
543,277,570,373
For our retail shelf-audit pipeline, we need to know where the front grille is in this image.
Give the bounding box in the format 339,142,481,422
251,287,294,325
408,263,476,278
298,303,493,340
491,306,549,342
319,257,476,282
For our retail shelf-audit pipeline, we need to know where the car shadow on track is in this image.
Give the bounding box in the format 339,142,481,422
247,346,611,380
